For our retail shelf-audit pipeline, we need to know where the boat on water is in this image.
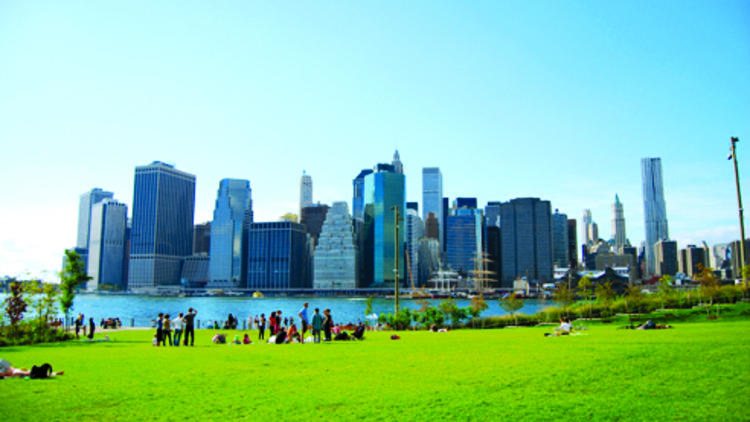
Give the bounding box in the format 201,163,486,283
252,291,264,298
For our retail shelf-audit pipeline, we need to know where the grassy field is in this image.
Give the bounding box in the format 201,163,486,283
2,320,750,421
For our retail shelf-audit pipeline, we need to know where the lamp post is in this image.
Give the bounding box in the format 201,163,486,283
392,206,400,315
730,137,747,286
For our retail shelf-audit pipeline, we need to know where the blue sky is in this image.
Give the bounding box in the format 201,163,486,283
1,1,748,281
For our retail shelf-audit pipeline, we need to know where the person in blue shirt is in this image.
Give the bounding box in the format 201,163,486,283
298,302,310,341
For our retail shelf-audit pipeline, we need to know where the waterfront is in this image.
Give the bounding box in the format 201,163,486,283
44,294,552,328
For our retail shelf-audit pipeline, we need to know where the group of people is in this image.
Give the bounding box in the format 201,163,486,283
153,308,198,347
99,317,122,329
74,314,96,340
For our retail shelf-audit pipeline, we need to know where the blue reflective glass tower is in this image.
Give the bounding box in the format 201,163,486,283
246,222,310,290
362,166,405,288
352,169,373,222
208,179,253,289
128,161,196,288
87,199,128,291
446,205,483,276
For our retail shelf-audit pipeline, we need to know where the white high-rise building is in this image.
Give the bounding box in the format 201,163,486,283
612,194,627,252
422,167,443,248
582,209,594,247
313,201,358,289
87,199,128,291
77,188,114,250
642,158,669,275
300,171,313,215
406,207,424,286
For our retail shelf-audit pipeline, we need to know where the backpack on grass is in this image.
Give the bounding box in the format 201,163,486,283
29,363,52,379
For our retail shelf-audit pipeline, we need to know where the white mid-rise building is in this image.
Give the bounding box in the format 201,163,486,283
314,202,358,289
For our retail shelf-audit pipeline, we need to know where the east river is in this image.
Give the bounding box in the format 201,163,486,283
10,294,554,328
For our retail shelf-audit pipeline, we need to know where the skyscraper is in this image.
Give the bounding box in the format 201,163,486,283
314,202,358,289
612,194,627,252
654,239,678,276
422,167,443,248
567,219,578,267
87,199,128,291
405,204,424,286
392,150,404,174
446,206,483,277
300,171,313,215
208,179,253,289
500,198,553,287
246,221,310,289
551,209,569,268
361,164,406,287
582,209,595,247
642,158,669,275
77,188,114,250
352,169,374,221
128,161,196,289
300,204,330,247
193,222,211,255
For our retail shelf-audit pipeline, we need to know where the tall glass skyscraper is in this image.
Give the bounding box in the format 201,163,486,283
405,204,424,286
352,169,374,221
208,179,253,289
128,161,196,289
641,157,669,275
77,188,114,250
362,166,406,288
446,207,483,277
422,167,443,248
246,222,310,290
500,198,553,287
551,209,569,268
87,199,128,291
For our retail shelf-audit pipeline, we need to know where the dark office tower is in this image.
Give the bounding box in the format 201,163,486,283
246,222,310,289
682,245,707,278
730,239,750,278
485,202,502,228
454,197,477,209
128,161,196,289
361,164,406,288
499,198,553,287
446,205,483,276
442,197,449,253
352,169,374,221
193,222,211,255
87,199,128,291
407,202,419,212
642,158,669,275
301,204,330,246
392,150,404,174
208,179,253,289
567,219,578,267
654,239,678,276
484,225,502,284
424,212,439,239
77,188,114,250
551,209,569,268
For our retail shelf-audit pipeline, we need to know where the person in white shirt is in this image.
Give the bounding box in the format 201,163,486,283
172,313,184,347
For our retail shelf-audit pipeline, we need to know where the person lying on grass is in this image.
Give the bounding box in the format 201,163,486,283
0,360,64,378
636,320,673,330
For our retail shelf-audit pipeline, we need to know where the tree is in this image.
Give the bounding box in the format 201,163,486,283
364,296,374,326
553,283,575,317
59,249,92,331
577,276,593,318
499,293,523,326
696,264,720,317
657,275,674,309
3,281,28,339
624,284,643,327
438,298,467,328
280,213,299,223
469,294,489,328
25,281,59,341
595,280,616,303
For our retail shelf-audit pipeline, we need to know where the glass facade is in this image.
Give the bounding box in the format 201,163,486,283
405,208,424,286
446,209,482,276
300,172,313,214
641,158,669,275
77,188,113,249
352,169,373,222
551,209,569,268
422,168,443,248
87,199,128,291
129,161,196,288
208,179,252,289
500,198,553,287
362,168,405,288
246,222,310,290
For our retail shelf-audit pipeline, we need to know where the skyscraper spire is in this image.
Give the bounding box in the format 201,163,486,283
612,193,626,252
300,171,313,215
392,150,403,174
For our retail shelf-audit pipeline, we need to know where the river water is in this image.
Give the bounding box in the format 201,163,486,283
6,294,554,328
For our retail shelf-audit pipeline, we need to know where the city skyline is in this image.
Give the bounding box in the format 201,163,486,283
1,2,748,282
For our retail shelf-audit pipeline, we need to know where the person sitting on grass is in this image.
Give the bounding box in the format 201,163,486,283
243,333,252,344
0,360,64,379
351,323,366,340
287,323,298,341
545,317,572,337
231,335,242,345
212,333,226,344
275,327,288,344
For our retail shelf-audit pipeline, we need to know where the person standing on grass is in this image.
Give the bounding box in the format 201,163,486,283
183,308,197,346
74,314,82,339
311,308,323,343
276,311,283,334
269,311,277,336
173,313,184,347
298,302,310,341
155,313,164,346
163,314,172,346
322,309,333,342
88,317,95,340
258,313,266,340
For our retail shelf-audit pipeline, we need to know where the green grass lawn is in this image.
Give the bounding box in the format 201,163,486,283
2,320,750,421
